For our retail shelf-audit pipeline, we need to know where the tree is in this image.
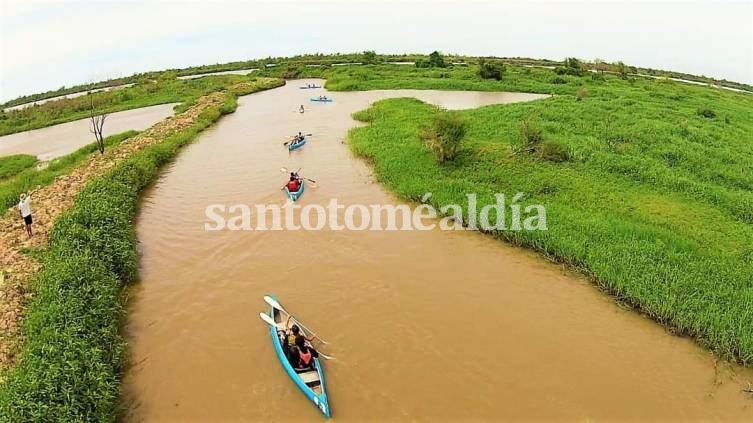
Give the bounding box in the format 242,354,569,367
428,51,446,68
478,58,505,80
89,95,108,154
615,61,628,79
362,50,377,64
592,58,606,73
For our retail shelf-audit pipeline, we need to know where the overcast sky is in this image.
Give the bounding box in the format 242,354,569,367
1,0,751,102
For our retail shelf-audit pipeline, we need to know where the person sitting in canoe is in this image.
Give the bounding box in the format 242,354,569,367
286,174,301,192
289,335,319,370
285,319,315,344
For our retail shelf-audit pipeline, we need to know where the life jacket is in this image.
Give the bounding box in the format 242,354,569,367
299,347,312,365
287,333,297,347
287,180,300,191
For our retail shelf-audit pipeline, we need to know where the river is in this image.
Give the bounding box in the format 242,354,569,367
122,80,753,421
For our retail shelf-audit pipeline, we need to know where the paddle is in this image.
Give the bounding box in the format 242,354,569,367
280,167,318,186
263,295,330,345
283,133,313,146
258,312,335,360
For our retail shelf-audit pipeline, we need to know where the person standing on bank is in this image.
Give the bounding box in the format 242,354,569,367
17,187,40,238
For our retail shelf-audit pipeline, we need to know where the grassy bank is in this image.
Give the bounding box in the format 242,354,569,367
0,74,258,136
0,155,37,181
346,68,753,364
0,78,283,421
0,131,139,211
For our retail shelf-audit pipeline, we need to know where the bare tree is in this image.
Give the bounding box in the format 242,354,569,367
89,95,108,154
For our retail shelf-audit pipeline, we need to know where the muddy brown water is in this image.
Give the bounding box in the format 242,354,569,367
0,103,177,160
123,80,752,421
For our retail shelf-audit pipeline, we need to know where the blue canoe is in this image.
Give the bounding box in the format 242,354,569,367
310,97,333,102
288,136,307,151
299,85,322,89
284,179,305,202
268,296,331,417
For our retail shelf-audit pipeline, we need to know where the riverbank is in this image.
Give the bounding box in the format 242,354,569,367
346,71,753,364
0,74,259,137
122,79,753,421
0,78,283,421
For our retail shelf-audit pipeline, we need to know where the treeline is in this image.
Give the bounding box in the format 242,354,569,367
4,52,750,108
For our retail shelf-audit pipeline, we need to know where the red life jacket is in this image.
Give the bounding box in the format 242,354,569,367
287,180,300,191
299,347,312,365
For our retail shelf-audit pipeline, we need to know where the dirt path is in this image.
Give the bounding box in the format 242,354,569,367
0,91,228,367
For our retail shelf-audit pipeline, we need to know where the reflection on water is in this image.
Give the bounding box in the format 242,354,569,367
122,80,753,421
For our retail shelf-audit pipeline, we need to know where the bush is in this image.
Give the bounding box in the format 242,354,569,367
362,50,378,64
576,87,589,101
551,76,567,84
478,58,505,80
428,51,446,68
520,115,544,150
697,107,716,118
615,61,629,79
425,111,467,163
539,140,570,162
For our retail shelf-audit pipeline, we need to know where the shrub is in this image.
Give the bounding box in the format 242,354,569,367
563,57,585,76
615,61,629,79
576,87,589,101
551,76,567,84
539,140,570,162
697,107,716,118
428,51,446,68
362,50,378,64
478,58,505,80
424,111,467,163
520,114,544,150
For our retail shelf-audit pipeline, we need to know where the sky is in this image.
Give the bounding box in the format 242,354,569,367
1,0,751,102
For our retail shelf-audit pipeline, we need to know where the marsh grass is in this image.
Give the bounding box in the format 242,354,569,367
0,155,37,181
0,83,281,420
346,67,753,364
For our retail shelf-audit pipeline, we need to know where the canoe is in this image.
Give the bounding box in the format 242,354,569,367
288,136,307,151
284,179,305,202
299,86,322,89
267,296,331,417
310,97,333,102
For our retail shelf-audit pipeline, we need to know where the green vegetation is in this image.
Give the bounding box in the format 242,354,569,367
0,155,37,181
346,66,753,364
0,131,138,211
0,94,238,421
0,74,262,136
478,58,505,80
4,53,749,110
423,112,467,163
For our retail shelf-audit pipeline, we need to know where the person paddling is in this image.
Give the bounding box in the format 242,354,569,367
285,316,315,343
286,173,301,192
288,335,319,370
17,187,39,238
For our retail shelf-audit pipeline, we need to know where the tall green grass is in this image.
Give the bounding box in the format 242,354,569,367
347,67,753,364
0,131,139,211
0,90,250,421
0,155,37,181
